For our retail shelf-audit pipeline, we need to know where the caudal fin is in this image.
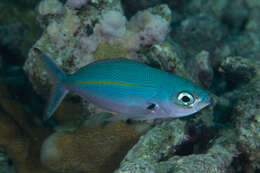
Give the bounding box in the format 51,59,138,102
43,82,68,120
35,49,69,120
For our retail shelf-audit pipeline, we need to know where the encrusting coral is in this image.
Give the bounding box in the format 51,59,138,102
41,119,151,173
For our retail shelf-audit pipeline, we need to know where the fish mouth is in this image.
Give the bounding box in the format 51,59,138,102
196,97,211,112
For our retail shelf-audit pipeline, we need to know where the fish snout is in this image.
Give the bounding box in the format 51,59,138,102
202,96,211,105
197,95,211,111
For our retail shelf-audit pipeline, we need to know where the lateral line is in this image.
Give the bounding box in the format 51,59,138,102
71,81,153,87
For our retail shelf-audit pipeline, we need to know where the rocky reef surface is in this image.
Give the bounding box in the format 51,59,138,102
0,0,259,172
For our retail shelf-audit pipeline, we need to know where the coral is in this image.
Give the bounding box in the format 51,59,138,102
156,130,237,173
218,61,260,171
219,56,257,89
223,0,248,31
173,15,225,57
79,34,101,55
187,50,214,88
144,41,187,77
120,31,141,51
115,120,187,172
37,0,64,17
51,99,87,126
227,32,260,59
138,14,169,46
116,120,237,173
128,10,169,46
66,0,88,9
186,0,248,31
232,79,260,154
93,41,128,60
94,10,127,40
46,21,67,49
0,81,51,173
186,0,228,19
127,4,171,46
41,119,151,173
245,9,260,32
146,4,172,22
212,42,232,68
46,9,81,49
231,81,260,171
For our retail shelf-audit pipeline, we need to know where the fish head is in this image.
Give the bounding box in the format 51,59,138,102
162,82,211,118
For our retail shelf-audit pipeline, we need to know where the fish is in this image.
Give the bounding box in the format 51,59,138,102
36,49,211,121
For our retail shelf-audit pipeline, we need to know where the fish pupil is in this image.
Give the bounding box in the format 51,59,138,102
147,103,156,110
182,96,190,103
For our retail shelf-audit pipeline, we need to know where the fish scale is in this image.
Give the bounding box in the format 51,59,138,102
70,58,164,86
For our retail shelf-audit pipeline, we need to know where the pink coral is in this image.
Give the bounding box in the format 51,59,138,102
136,12,169,45
128,11,170,46
121,31,141,51
80,34,101,54
139,15,169,45
47,21,67,48
94,10,127,40
71,32,101,69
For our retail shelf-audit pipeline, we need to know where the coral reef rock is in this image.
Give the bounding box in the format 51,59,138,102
156,130,237,173
219,56,257,88
232,79,260,171
115,120,187,173
187,50,214,88
116,122,237,173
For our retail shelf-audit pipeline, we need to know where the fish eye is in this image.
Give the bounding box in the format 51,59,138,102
177,91,195,106
146,103,156,110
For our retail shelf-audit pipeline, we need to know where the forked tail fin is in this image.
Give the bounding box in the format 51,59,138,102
35,49,69,120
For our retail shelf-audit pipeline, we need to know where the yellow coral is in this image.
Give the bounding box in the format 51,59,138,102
93,40,128,60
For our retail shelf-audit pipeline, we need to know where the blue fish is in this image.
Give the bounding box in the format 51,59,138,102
36,50,211,121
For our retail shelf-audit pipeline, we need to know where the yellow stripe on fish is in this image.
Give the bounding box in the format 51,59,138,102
71,81,153,88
